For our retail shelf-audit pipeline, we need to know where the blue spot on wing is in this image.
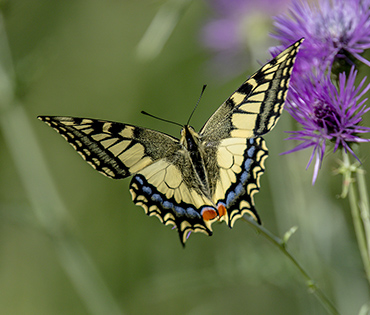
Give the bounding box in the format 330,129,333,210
240,170,249,183
186,208,201,219
244,157,252,170
226,191,236,206
174,206,185,216
247,146,255,157
136,176,144,185
152,194,163,203
163,201,173,209
143,186,152,194
235,183,244,195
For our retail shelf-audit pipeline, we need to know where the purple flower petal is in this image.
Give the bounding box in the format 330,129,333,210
271,0,370,75
284,68,370,183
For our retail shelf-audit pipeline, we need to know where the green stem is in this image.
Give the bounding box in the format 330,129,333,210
342,152,370,285
243,216,339,315
356,168,370,263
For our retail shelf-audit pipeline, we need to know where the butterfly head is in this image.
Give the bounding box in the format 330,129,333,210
180,125,201,150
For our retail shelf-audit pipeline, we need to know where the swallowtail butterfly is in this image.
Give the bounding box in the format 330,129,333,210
38,39,303,245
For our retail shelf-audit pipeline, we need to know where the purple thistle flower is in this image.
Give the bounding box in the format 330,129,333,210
284,68,370,183
271,0,370,75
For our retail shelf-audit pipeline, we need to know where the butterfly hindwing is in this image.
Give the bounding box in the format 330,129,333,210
129,142,224,245
130,172,214,245
212,137,268,227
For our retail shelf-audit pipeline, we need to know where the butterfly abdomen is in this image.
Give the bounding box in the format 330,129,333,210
180,126,210,194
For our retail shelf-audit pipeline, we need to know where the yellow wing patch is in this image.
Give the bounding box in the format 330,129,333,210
214,138,249,203
139,159,215,208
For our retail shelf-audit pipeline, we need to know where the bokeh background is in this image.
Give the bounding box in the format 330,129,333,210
1,1,370,314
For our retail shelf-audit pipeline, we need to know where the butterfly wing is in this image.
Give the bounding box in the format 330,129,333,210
199,39,303,227
204,136,268,227
200,39,303,140
38,116,217,244
130,167,217,245
37,116,181,178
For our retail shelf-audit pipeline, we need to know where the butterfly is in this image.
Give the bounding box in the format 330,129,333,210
38,39,303,245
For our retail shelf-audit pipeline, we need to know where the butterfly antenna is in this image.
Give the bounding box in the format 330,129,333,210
141,111,183,128
186,84,207,126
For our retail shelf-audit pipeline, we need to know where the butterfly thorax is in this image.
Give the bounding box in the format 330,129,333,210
180,125,211,198
180,125,199,149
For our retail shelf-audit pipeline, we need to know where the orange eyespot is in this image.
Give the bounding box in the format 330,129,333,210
201,208,218,221
217,204,227,217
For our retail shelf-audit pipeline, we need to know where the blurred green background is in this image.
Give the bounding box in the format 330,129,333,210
1,1,370,314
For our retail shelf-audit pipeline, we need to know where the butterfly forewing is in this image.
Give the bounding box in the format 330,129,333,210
200,39,303,141
37,116,180,178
